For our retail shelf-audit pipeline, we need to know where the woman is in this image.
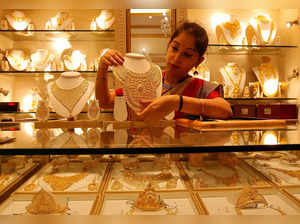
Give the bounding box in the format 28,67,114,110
96,22,232,122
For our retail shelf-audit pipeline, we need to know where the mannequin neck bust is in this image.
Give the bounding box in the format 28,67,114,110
56,71,84,89
123,53,151,74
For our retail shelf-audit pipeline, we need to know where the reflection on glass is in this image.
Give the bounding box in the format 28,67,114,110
262,131,278,145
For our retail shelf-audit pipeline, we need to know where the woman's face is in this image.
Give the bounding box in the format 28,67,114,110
166,31,202,77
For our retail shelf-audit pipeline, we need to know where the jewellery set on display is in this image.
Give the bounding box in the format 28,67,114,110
48,72,94,119
43,172,88,191
235,186,286,215
220,62,246,98
26,189,67,215
112,53,162,114
246,14,277,45
126,183,177,215
3,10,33,31
216,17,244,45
253,58,279,97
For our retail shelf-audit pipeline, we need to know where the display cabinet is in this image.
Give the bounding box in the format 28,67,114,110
1,7,300,218
0,121,300,215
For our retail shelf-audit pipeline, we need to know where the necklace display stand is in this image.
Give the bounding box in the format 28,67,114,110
246,14,277,45
220,62,246,97
48,71,94,119
216,17,244,45
252,58,279,97
112,53,162,120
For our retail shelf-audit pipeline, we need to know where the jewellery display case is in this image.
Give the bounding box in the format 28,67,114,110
1,6,300,218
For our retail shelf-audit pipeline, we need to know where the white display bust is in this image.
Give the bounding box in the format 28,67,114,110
48,71,94,119
216,17,244,45
112,53,162,113
220,62,246,97
246,14,277,45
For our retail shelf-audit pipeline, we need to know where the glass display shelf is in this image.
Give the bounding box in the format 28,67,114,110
207,44,297,55
0,30,115,41
0,121,299,155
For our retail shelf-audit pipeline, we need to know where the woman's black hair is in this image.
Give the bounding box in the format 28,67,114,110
169,22,209,58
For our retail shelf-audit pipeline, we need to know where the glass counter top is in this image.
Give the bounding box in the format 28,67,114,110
0,120,299,155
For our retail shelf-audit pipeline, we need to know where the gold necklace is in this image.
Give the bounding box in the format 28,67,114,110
43,173,88,191
255,15,275,44
199,166,240,187
122,169,174,188
224,65,242,97
222,19,241,38
258,63,277,85
51,80,89,115
270,167,300,181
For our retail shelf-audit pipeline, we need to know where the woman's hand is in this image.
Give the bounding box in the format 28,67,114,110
137,95,179,122
98,49,124,75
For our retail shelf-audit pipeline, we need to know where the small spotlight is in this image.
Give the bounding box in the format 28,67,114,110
286,19,299,28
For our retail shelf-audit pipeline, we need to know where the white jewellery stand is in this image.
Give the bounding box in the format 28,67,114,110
220,62,246,97
216,17,244,45
246,14,277,45
252,63,279,97
47,72,94,119
112,53,162,118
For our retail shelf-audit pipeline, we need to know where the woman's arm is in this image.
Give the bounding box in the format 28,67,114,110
95,49,124,109
180,96,233,119
138,95,232,121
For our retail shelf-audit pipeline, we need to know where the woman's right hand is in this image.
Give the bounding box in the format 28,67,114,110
98,49,124,73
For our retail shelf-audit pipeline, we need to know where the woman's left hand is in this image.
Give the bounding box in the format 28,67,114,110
137,95,179,122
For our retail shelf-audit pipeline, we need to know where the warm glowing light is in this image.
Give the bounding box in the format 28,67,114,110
24,122,34,137
211,13,230,29
74,128,84,135
286,22,292,28
44,73,54,81
90,20,97,30
130,9,168,14
22,94,33,112
14,21,29,30
264,79,278,96
52,38,71,54
141,47,146,53
50,17,58,28
263,132,278,145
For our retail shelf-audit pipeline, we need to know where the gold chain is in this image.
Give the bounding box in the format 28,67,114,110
51,80,89,115
223,65,242,97
43,173,88,191
122,169,174,188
